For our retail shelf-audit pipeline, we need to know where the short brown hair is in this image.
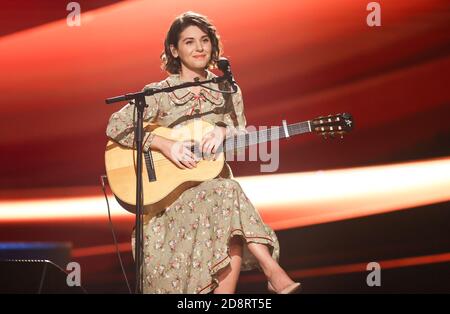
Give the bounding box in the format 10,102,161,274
160,11,223,74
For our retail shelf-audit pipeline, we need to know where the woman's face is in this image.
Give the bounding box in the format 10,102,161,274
170,25,212,73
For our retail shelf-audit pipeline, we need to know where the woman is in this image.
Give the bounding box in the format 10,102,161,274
106,11,300,294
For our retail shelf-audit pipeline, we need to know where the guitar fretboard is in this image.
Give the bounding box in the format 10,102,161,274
223,121,311,153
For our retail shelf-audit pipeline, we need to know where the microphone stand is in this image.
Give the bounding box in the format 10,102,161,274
105,74,231,294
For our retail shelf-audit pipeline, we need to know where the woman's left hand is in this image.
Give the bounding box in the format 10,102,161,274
200,126,226,160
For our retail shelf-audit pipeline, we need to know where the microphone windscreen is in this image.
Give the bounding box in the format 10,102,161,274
217,57,230,72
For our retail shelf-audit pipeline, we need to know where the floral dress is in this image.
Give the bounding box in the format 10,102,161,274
106,70,280,294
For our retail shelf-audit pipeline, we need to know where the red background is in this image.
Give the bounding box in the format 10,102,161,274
0,0,449,191
0,0,449,293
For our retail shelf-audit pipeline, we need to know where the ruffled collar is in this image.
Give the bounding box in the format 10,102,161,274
165,70,224,105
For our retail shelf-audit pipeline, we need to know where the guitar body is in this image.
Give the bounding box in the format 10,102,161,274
105,119,225,214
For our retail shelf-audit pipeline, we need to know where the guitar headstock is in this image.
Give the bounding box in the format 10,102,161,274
311,113,353,139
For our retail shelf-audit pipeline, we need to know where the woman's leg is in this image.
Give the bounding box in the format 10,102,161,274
213,236,243,294
247,242,296,292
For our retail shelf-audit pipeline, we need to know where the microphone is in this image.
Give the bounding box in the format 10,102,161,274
217,57,238,93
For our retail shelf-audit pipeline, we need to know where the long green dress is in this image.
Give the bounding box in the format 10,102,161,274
106,70,280,294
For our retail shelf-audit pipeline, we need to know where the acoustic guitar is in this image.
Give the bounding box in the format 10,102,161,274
105,113,353,214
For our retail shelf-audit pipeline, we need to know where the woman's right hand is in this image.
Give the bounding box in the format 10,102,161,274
160,139,199,169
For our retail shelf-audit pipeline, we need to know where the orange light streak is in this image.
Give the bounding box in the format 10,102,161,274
0,158,449,230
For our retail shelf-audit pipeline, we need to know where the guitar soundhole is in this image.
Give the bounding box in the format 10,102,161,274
188,142,221,160
190,142,203,159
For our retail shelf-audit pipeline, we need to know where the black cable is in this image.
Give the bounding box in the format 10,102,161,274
99,175,132,294
37,262,47,294
197,83,236,94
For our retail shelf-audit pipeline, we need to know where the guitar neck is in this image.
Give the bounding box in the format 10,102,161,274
223,120,312,152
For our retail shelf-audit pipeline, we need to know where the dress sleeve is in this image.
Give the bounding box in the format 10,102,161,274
106,82,160,152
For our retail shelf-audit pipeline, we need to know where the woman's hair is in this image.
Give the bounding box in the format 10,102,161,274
160,11,223,74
